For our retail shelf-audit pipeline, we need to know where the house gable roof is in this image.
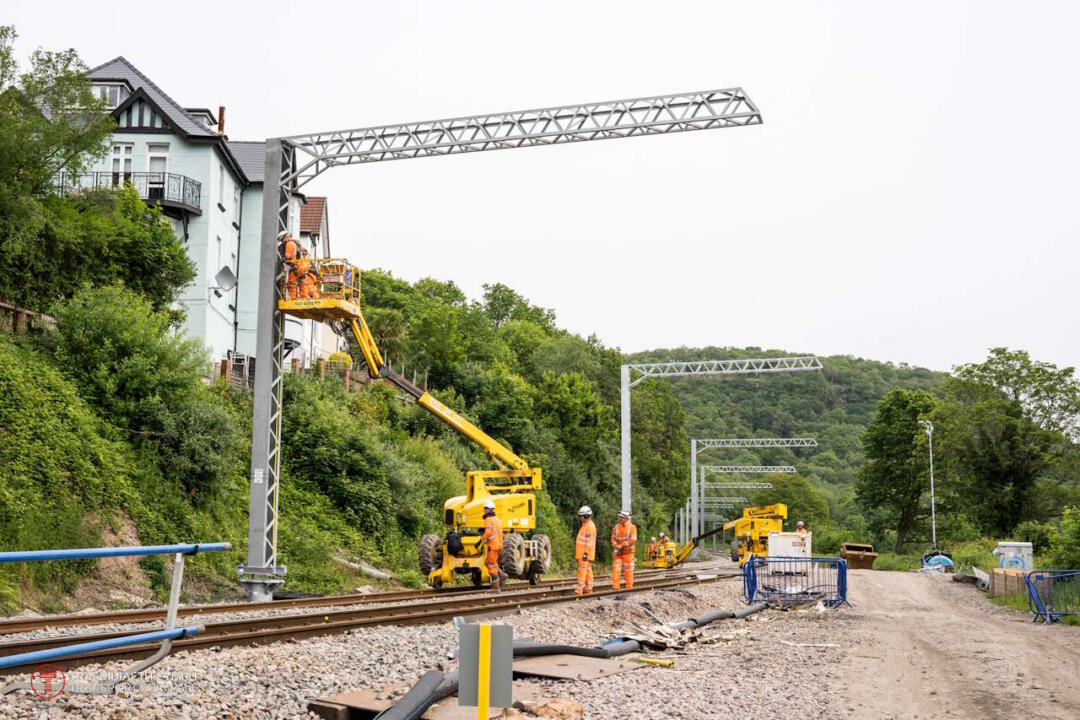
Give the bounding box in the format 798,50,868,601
88,56,258,186
88,57,216,139
300,197,326,235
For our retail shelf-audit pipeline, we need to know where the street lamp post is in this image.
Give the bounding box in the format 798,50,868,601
918,420,937,551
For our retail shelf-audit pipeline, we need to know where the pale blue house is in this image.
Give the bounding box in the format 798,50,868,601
67,57,333,366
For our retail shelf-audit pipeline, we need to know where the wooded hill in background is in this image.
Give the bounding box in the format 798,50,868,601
627,346,945,520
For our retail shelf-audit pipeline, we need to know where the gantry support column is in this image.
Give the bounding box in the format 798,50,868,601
240,139,291,601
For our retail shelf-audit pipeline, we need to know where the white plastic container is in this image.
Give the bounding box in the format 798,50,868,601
993,541,1033,570
767,531,812,560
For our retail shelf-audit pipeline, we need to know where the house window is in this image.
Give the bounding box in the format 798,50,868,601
232,185,240,219
94,83,129,108
146,144,169,200
110,144,133,186
218,166,225,208
216,236,223,273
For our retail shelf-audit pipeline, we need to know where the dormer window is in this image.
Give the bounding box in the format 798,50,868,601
93,83,130,108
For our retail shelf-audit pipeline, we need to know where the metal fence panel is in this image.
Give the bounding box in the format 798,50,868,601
1025,570,1080,623
743,555,849,608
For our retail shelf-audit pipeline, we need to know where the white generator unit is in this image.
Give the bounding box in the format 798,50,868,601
768,531,812,560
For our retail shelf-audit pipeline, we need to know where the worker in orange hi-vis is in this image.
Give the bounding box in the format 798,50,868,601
796,521,807,536
646,536,658,561
574,506,596,596
481,499,507,592
294,248,313,298
610,510,638,590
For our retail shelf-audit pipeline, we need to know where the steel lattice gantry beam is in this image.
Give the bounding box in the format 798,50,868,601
281,88,762,187
246,88,763,600
695,437,818,449
702,465,797,474
704,482,773,490
690,436,816,541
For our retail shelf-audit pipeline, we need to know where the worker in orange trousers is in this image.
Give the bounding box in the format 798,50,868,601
646,536,659,562
481,499,507,592
575,505,596,595
610,510,637,590
283,235,300,299
294,249,314,298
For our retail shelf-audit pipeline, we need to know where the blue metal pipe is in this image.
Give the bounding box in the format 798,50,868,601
0,543,231,564
0,626,201,670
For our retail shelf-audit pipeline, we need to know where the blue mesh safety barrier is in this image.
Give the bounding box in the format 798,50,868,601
1026,570,1080,623
743,555,849,608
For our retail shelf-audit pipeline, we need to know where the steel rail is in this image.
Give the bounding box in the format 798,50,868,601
0,568,682,635
0,571,733,674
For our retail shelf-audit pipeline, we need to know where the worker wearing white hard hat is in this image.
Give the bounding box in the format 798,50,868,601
574,505,596,595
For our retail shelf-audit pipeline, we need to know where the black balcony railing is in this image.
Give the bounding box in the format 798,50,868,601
55,171,202,215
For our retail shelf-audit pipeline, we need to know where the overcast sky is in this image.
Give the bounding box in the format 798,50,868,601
8,1,1079,371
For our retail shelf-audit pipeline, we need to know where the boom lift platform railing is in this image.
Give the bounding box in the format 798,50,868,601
0,542,230,693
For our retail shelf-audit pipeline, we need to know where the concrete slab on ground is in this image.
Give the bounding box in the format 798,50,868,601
511,653,644,681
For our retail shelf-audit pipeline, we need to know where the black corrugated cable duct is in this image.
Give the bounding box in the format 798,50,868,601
374,601,768,719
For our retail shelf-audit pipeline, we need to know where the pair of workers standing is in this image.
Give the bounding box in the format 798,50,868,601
480,501,641,596
573,507,637,596
282,235,321,300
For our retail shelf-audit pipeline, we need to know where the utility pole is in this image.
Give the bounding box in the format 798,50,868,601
919,419,937,551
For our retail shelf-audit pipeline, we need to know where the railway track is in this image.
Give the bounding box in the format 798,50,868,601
0,569,734,674
0,567,686,635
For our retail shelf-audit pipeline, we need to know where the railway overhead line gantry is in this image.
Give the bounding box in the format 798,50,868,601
243,88,764,600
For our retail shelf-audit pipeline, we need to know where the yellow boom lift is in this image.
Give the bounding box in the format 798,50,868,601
642,525,727,569
279,261,550,589
724,503,787,566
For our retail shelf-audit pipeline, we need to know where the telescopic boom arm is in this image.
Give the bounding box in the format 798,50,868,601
345,317,531,473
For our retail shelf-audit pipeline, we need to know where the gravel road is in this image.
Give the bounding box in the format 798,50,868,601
837,569,1080,719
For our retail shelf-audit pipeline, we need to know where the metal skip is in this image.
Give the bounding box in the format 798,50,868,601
458,624,512,717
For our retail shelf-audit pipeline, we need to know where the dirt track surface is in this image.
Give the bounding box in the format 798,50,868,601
838,569,1080,719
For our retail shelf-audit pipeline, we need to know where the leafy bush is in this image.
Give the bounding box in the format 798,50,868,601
51,285,239,499
1013,520,1056,555
1045,507,1080,569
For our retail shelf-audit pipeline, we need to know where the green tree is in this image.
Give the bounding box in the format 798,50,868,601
856,388,936,552
0,28,194,311
751,474,830,530
935,349,1079,534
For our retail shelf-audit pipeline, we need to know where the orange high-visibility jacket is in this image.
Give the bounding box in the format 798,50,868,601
483,515,504,553
283,237,298,261
575,519,596,562
611,521,637,557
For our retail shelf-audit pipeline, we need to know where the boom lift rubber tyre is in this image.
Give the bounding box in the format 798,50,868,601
418,534,443,576
499,533,527,578
533,534,552,573
730,543,740,563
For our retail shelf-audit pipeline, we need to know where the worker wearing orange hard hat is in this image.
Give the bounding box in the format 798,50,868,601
481,499,507,592
610,510,637,590
574,506,596,596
